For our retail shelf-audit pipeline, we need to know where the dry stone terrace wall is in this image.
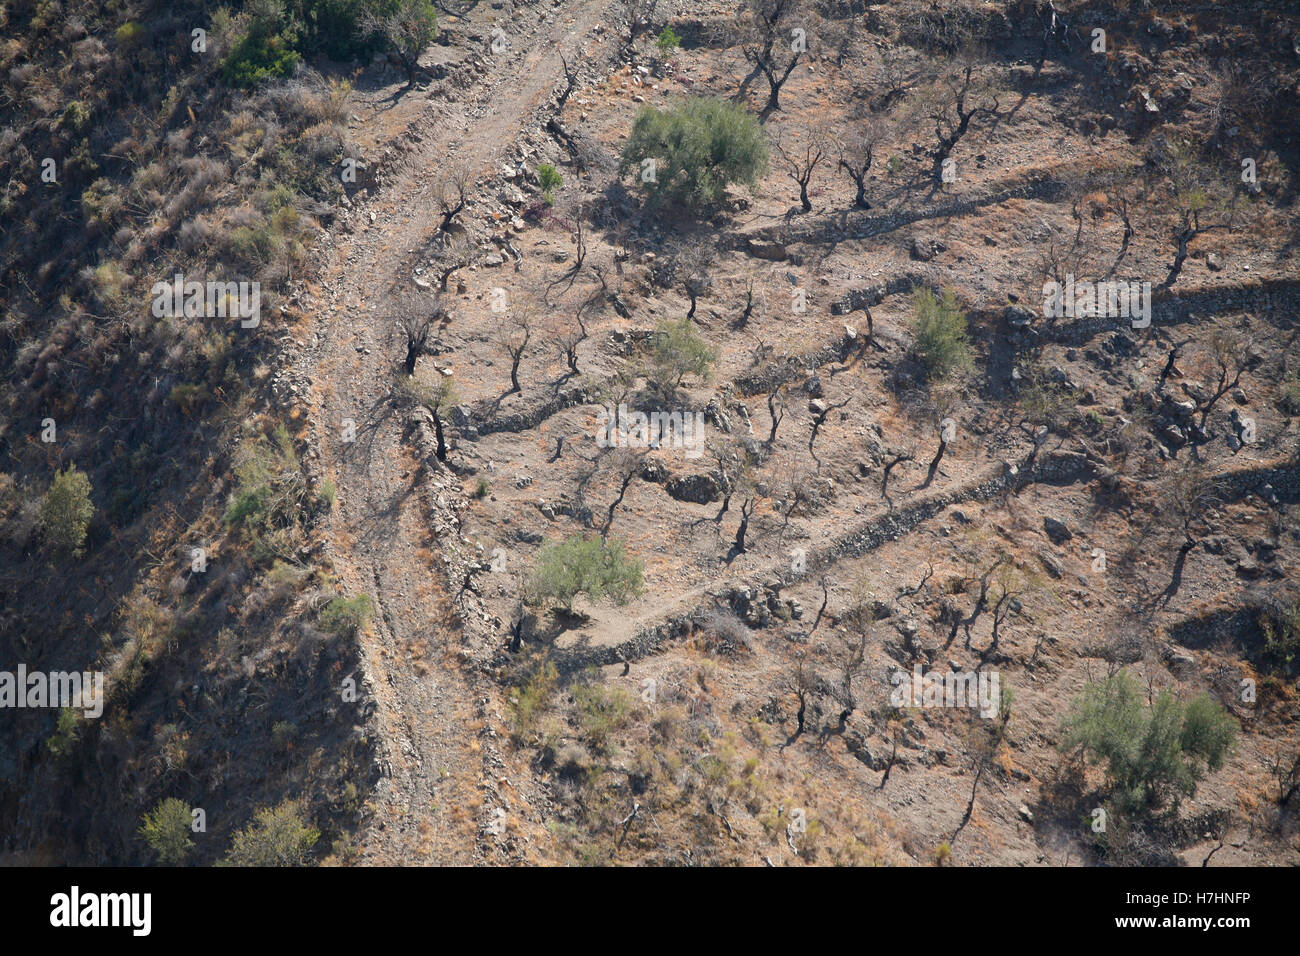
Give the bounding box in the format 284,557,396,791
1038,277,1300,346
537,448,1298,675
727,178,1071,253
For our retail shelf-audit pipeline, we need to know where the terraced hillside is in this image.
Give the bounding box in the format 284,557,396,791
2,0,1298,866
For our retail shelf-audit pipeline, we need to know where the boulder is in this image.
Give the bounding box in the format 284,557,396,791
665,473,722,504
1043,516,1073,544
748,239,787,261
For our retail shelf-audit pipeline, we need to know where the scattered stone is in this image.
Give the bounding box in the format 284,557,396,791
910,237,937,261
1201,534,1230,555
1165,648,1196,678
1005,305,1036,329
1038,550,1064,579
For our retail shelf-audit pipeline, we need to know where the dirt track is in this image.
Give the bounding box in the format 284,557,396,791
294,0,621,864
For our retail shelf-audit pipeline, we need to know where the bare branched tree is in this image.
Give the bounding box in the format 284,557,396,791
363,0,439,89
927,63,1000,183
954,692,1012,840
623,0,659,43
1150,138,1241,289
836,120,885,210
652,235,716,319
395,292,444,375
555,300,591,381
809,395,851,470
430,233,472,291
602,448,647,537
1156,463,1221,601
766,384,788,445
881,449,915,508
773,128,828,213
498,315,532,395
1190,329,1253,433
435,164,471,233
738,0,809,119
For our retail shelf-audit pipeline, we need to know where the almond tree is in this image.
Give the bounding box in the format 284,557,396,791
738,0,809,119
1156,464,1220,602
766,384,788,445
927,63,1000,184
920,418,954,490
1190,329,1253,434
555,297,593,383
1152,139,1240,289
652,235,716,319
773,128,827,213
832,633,869,730
808,395,851,471
498,315,531,395
396,292,444,376
836,121,885,210
944,554,1009,651
435,164,470,233
622,0,659,43
363,0,440,89
954,690,1012,840
601,449,646,538
880,448,915,508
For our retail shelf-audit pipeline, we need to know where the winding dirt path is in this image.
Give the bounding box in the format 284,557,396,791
292,0,621,864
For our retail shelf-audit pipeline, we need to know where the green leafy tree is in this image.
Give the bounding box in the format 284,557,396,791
41,464,94,558
221,800,320,866
651,316,718,388
910,286,971,380
526,536,645,612
620,97,769,210
222,0,302,88
655,25,681,54
140,798,195,865
1059,671,1236,813
537,162,562,203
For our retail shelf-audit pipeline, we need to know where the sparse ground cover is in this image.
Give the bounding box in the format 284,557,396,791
2,0,1298,867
